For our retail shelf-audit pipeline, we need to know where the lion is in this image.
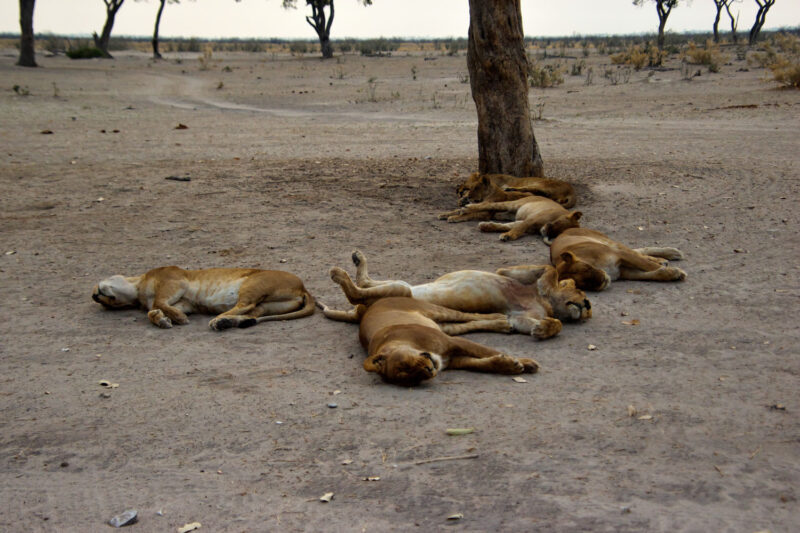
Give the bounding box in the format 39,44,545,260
550,228,687,291
455,172,576,209
439,195,582,243
92,266,315,330
319,295,538,386
321,250,591,340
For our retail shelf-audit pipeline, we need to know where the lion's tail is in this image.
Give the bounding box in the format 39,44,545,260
255,291,316,323
635,247,684,261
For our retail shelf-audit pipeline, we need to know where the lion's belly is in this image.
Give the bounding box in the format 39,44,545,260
182,279,245,314
411,272,514,313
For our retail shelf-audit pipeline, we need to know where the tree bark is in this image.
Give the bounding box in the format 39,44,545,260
17,0,37,67
152,0,166,59
467,0,543,178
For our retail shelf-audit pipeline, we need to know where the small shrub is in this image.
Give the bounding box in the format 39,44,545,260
457,71,469,84
570,60,585,76
66,46,104,59
198,46,213,70
289,41,309,56
611,42,664,70
12,84,30,96
528,61,564,88
682,40,727,73
753,33,800,88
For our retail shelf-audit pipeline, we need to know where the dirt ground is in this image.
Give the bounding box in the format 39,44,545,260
1,46,798,532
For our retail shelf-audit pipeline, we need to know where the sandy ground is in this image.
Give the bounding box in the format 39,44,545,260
1,47,799,532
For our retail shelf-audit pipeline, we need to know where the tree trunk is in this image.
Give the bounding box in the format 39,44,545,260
712,3,723,43
17,0,37,67
94,0,125,58
152,0,166,59
725,3,739,44
306,0,335,59
748,1,774,46
467,0,543,178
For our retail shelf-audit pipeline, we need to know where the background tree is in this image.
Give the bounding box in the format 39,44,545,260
282,0,372,59
17,0,36,67
725,0,742,43
93,0,126,58
712,0,736,42
633,0,679,58
148,0,184,59
748,0,776,45
467,0,543,177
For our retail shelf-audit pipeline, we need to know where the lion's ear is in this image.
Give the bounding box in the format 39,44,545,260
559,279,576,289
364,353,384,373
536,265,559,293
571,211,582,221
560,251,577,266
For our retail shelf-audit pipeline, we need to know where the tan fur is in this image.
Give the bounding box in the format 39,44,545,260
319,294,538,386
92,267,314,330
451,172,576,210
550,228,687,291
443,196,582,243
322,251,590,341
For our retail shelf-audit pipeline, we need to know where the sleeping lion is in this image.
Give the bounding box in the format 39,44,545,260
92,266,315,330
455,172,576,209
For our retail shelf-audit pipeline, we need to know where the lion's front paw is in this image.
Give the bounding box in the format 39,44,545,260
209,316,236,331
148,309,173,329
674,267,687,281
518,357,540,373
532,318,562,340
494,354,525,374
499,232,515,242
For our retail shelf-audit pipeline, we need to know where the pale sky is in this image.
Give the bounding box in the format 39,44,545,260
3,0,799,40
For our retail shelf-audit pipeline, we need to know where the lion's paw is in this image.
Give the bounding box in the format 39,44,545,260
494,354,525,374
209,317,236,331
148,309,173,329
674,268,687,281
518,357,540,374
532,318,562,340
351,250,366,267
329,267,349,284
499,233,514,242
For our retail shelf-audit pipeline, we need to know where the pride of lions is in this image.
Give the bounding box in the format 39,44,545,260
93,172,686,385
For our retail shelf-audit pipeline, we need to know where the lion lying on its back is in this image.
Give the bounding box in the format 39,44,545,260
92,266,314,330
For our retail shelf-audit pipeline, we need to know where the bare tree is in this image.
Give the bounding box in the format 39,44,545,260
749,0,777,45
17,0,37,67
633,0,679,57
282,0,372,59
467,0,543,178
149,0,183,59
725,0,742,43
712,0,736,42
93,0,126,58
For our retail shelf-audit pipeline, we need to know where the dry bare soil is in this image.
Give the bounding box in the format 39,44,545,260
1,47,798,532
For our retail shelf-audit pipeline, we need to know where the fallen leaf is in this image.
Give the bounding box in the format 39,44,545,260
512,377,527,383
768,404,786,411
341,459,353,465
627,405,637,417
5,251,16,255
446,428,474,436
587,344,597,351
40,129,54,134
98,380,119,389
363,476,380,481
319,492,334,503
638,414,653,421
177,522,201,533
733,248,746,253
447,513,464,521
174,123,189,130
622,319,640,326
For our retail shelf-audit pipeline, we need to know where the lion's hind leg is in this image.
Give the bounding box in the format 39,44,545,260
330,267,411,305
351,250,406,288
633,247,684,261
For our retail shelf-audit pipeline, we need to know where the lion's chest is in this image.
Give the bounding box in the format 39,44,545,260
180,279,244,314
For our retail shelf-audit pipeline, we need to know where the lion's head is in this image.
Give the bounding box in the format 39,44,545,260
556,252,611,292
92,275,140,309
536,266,592,321
364,344,441,386
457,172,496,207
541,211,582,244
